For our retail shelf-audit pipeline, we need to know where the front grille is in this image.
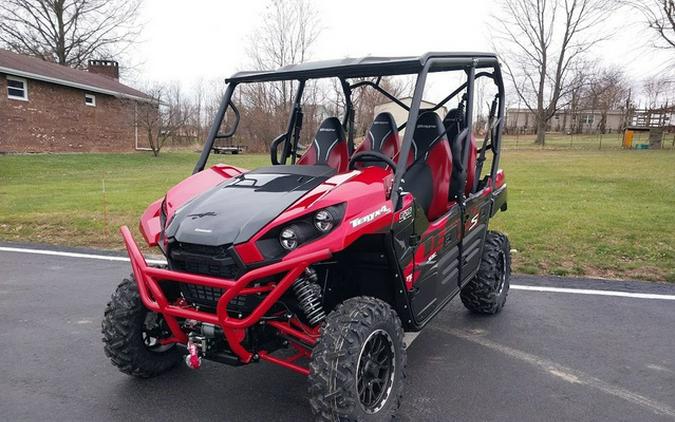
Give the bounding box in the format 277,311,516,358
168,243,240,279
168,242,245,311
179,282,257,313
180,283,225,310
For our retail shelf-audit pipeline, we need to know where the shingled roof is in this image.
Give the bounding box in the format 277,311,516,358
0,49,151,102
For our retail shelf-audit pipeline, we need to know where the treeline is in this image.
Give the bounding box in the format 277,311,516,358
138,76,411,155
493,0,674,144
1,0,673,151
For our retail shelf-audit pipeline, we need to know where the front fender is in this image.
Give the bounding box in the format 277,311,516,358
139,198,163,246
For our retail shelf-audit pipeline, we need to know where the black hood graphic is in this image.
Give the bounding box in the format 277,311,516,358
165,165,336,246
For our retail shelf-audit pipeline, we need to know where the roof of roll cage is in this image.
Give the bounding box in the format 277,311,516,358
227,52,500,83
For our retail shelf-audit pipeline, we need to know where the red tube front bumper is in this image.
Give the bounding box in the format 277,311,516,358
120,226,330,364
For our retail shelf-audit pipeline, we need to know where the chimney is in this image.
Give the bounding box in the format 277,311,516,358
87,59,119,80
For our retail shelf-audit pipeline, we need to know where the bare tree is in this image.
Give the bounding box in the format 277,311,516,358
245,0,321,107
134,83,194,157
627,0,675,50
237,0,322,152
324,76,413,132
642,76,674,108
351,77,412,137
0,0,142,68
492,0,613,144
585,68,630,133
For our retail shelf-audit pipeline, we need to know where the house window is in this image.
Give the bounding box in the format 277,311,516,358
85,94,96,107
7,76,27,100
582,114,594,125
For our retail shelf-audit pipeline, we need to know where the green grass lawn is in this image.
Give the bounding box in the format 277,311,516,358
1,145,673,282
490,149,674,282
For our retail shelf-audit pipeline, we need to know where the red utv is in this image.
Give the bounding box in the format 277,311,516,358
103,52,510,421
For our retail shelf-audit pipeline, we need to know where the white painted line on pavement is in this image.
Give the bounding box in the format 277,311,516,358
510,284,675,301
2,246,674,301
0,246,167,266
438,326,675,418
403,331,421,349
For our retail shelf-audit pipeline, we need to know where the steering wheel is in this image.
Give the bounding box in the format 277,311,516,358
349,151,398,173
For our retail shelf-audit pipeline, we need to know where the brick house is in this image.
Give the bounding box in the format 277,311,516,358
0,49,154,153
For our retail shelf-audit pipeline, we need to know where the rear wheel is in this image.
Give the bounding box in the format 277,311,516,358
308,296,406,421
460,231,511,314
102,277,182,378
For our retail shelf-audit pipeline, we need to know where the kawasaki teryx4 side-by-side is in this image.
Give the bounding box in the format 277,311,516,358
103,52,510,421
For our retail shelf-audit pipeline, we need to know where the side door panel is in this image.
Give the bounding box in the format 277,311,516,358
408,204,461,322
391,196,416,288
393,197,478,325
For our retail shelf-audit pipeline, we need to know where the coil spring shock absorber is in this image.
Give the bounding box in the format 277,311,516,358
292,268,325,325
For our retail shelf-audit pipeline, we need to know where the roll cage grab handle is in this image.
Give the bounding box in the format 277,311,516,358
194,58,506,205
194,82,239,174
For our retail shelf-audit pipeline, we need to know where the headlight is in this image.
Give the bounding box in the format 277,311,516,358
259,203,346,260
314,209,334,232
280,226,300,250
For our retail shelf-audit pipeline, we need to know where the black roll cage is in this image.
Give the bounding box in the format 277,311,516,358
194,53,506,209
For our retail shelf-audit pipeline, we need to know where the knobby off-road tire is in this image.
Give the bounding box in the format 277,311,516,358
308,296,406,422
460,231,511,314
102,277,181,378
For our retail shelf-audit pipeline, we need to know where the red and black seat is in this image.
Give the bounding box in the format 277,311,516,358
401,112,453,221
443,108,477,198
353,112,400,168
297,117,349,173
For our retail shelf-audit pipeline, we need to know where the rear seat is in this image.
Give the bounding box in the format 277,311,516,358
443,108,476,198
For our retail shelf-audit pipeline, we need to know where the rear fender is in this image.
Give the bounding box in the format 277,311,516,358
490,169,507,216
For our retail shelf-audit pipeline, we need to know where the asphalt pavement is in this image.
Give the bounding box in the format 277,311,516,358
0,244,674,421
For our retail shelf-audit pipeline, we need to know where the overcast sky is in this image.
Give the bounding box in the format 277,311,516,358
130,0,673,100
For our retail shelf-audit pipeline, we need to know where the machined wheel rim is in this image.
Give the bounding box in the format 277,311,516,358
356,329,396,414
142,312,175,353
496,250,507,295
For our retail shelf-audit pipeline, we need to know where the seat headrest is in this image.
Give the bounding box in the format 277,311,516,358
411,112,445,161
313,117,346,163
443,108,465,126
443,108,465,144
367,112,397,152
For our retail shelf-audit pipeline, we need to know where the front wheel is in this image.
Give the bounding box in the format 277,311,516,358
308,296,406,421
102,277,182,378
460,231,511,314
